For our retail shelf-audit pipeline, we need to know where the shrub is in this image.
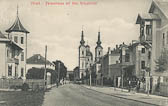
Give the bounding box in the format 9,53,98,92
22,83,29,91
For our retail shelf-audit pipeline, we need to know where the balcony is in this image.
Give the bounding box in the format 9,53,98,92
7,58,19,64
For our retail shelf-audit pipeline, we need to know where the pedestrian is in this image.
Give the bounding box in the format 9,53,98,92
128,80,131,92
136,80,140,92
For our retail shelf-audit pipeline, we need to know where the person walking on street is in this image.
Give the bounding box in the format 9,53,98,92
128,80,131,92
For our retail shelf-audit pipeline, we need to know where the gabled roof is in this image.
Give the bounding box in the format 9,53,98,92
27,54,52,65
6,16,29,33
149,0,168,19
136,13,160,24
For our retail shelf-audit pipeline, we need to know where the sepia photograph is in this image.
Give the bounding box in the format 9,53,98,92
0,0,168,106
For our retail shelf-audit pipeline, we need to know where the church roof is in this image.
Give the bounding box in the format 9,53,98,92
6,16,29,33
27,54,52,65
80,30,85,45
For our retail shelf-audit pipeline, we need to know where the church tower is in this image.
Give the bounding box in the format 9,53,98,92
6,6,29,79
79,29,86,79
95,31,103,62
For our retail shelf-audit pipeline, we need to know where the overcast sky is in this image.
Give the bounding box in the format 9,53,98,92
0,0,152,70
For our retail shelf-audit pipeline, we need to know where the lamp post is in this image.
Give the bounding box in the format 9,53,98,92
44,45,47,89
89,64,92,88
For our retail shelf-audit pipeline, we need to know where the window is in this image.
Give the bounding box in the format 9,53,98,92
125,53,130,62
140,26,144,36
98,51,100,56
146,25,152,35
21,68,24,77
21,37,24,44
141,61,145,69
163,33,165,46
21,52,24,61
82,51,84,55
141,48,145,53
7,50,9,57
148,51,151,59
8,65,12,76
14,36,18,43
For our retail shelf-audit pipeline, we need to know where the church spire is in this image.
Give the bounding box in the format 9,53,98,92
17,5,19,17
80,27,85,45
96,29,101,46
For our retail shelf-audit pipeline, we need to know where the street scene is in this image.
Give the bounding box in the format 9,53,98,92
0,0,168,106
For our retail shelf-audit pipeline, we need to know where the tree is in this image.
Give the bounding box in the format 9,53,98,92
26,67,57,84
155,50,168,72
53,60,67,81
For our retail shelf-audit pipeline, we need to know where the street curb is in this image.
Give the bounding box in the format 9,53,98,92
81,85,159,106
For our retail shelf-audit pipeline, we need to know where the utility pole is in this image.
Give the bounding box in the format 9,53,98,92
90,67,92,88
58,62,60,84
44,45,47,88
121,67,124,91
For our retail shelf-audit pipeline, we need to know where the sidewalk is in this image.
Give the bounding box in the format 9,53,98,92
82,85,168,106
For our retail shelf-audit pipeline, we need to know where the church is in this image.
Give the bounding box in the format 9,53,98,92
78,29,103,79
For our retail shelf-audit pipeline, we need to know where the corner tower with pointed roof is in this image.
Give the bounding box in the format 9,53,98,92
95,31,103,62
6,6,29,79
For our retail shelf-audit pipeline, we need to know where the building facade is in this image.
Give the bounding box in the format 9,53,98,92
136,0,168,92
0,9,29,79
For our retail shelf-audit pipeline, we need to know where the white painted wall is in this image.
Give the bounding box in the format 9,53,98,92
0,43,6,78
